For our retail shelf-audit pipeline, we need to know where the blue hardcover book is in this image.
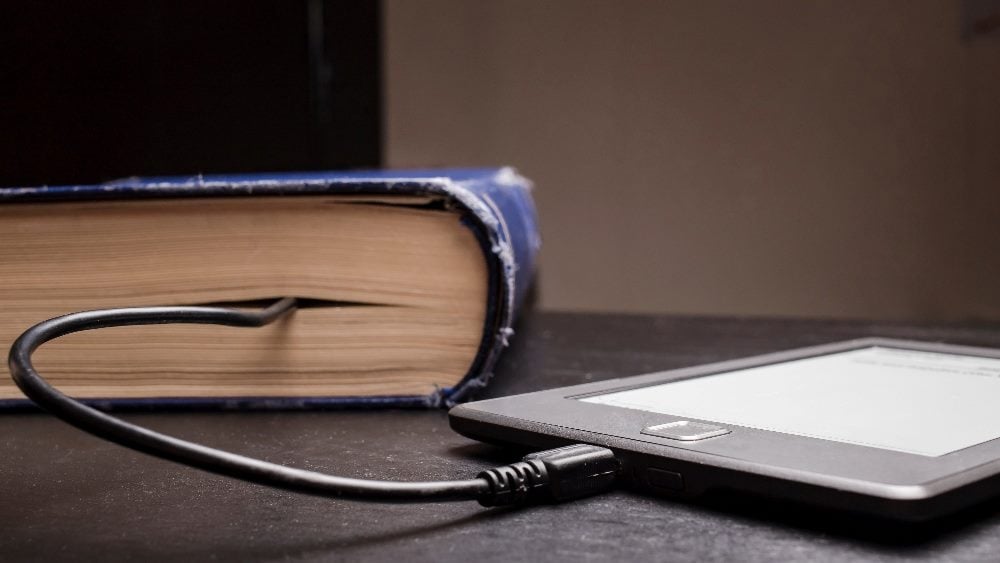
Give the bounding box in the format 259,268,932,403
0,168,538,409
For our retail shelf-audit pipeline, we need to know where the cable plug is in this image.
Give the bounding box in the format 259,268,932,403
477,444,619,507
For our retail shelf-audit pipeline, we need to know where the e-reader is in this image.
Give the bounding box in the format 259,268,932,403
449,338,1000,520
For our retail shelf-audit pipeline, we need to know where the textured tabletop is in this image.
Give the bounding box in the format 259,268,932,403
4,312,1000,562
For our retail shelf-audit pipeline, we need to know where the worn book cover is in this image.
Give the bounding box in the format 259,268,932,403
0,167,539,409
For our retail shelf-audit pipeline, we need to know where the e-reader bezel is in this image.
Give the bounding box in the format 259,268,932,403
449,338,1000,520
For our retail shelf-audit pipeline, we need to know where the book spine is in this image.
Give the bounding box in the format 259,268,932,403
424,168,540,407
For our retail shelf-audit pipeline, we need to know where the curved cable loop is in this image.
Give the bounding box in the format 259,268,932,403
7,298,490,503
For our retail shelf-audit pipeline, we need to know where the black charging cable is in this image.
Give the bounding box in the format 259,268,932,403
7,298,618,507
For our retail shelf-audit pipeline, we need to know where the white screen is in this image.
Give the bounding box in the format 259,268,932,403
582,346,1000,457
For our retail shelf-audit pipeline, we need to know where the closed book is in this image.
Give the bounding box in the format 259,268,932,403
0,167,538,409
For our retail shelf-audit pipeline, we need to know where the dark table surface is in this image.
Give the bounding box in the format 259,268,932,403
5,311,1000,562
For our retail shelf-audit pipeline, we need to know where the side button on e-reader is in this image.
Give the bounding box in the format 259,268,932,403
646,467,684,491
641,420,730,441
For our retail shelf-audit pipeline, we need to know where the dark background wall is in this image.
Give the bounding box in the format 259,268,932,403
0,1,380,187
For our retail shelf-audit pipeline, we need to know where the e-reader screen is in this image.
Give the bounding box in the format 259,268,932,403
581,346,1000,457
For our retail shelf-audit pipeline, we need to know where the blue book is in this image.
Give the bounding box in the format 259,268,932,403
0,168,538,409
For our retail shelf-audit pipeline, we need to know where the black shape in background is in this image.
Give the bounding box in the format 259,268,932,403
0,1,381,187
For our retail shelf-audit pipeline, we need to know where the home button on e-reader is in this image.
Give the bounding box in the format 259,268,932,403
641,420,730,441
